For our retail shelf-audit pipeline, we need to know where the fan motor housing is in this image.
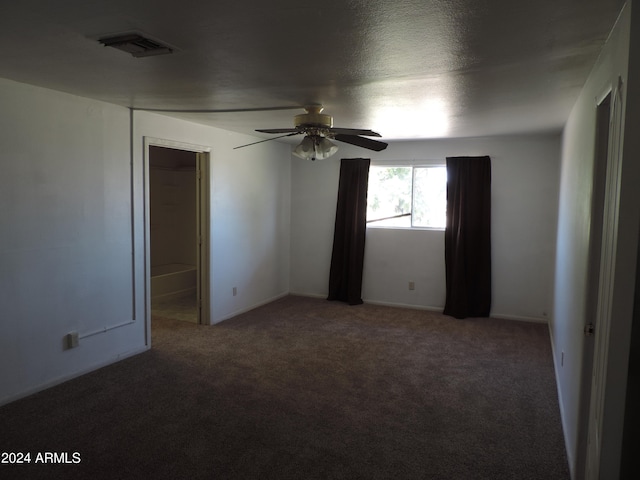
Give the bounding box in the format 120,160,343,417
294,106,333,129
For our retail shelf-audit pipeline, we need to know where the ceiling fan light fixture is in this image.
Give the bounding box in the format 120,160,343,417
292,136,314,159
316,137,339,159
292,135,338,161
236,105,387,154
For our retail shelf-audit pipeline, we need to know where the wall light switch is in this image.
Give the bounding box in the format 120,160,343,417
408,281,415,291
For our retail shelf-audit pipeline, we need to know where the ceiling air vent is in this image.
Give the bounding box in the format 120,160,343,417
98,33,173,58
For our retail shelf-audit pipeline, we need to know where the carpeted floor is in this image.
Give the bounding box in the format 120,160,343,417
0,295,569,479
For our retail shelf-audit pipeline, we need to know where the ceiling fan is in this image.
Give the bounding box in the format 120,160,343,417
234,105,388,160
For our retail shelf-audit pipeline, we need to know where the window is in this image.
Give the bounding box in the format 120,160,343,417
366,165,447,228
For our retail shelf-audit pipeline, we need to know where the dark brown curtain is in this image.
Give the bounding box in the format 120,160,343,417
328,158,371,305
444,155,492,319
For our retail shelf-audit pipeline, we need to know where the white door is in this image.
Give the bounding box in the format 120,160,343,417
577,90,610,479
585,79,624,480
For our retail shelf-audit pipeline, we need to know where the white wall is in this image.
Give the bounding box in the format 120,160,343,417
134,112,292,324
290,134,560,321
0,78,147,405
149,148,197,269
150,167,198,268
553,2,640,477
0,78,292,404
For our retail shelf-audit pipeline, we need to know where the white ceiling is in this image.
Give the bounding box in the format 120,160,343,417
0,0,625,142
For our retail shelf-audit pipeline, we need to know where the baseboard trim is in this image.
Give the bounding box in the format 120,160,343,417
0,345,149,407
289,292,326,300
490,313,548,324
547,323,575,479
291,293,549,323
362,298,444,312
212,292,290,324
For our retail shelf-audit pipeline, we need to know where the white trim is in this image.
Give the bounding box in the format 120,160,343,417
143,136,213,339
595,84,614,107
490,313,549,324
363,298,443,312
585,76,625,480
212,292,290,324
196,151,211,326
548,322,575,479
289,292,326,299
144,136,211,153
293,294,548,323
0,345,149,408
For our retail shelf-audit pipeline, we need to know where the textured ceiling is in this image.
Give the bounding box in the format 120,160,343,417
0,0,626,141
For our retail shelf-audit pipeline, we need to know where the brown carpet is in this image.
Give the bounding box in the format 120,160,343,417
0,295,569,479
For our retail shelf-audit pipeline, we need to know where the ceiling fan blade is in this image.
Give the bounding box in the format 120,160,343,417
334,134,388,151
256,128,300,134
234,132,300,150
329,127,381,137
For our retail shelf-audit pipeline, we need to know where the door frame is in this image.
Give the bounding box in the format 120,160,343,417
195,151,211,325
144,137,211,336
575,89,611,479
584,78,625,479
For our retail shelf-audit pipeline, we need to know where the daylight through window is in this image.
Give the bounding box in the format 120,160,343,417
366,165,447,228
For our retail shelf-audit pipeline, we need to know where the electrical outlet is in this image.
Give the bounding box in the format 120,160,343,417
65,331,79,349
408,281,415,291
232,287,237,296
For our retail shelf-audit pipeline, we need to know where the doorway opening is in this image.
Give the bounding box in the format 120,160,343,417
146,140,210,326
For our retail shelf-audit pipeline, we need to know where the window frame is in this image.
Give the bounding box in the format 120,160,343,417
366,160,447,231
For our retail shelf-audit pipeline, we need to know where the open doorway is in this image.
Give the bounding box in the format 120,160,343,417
146,140,210,326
